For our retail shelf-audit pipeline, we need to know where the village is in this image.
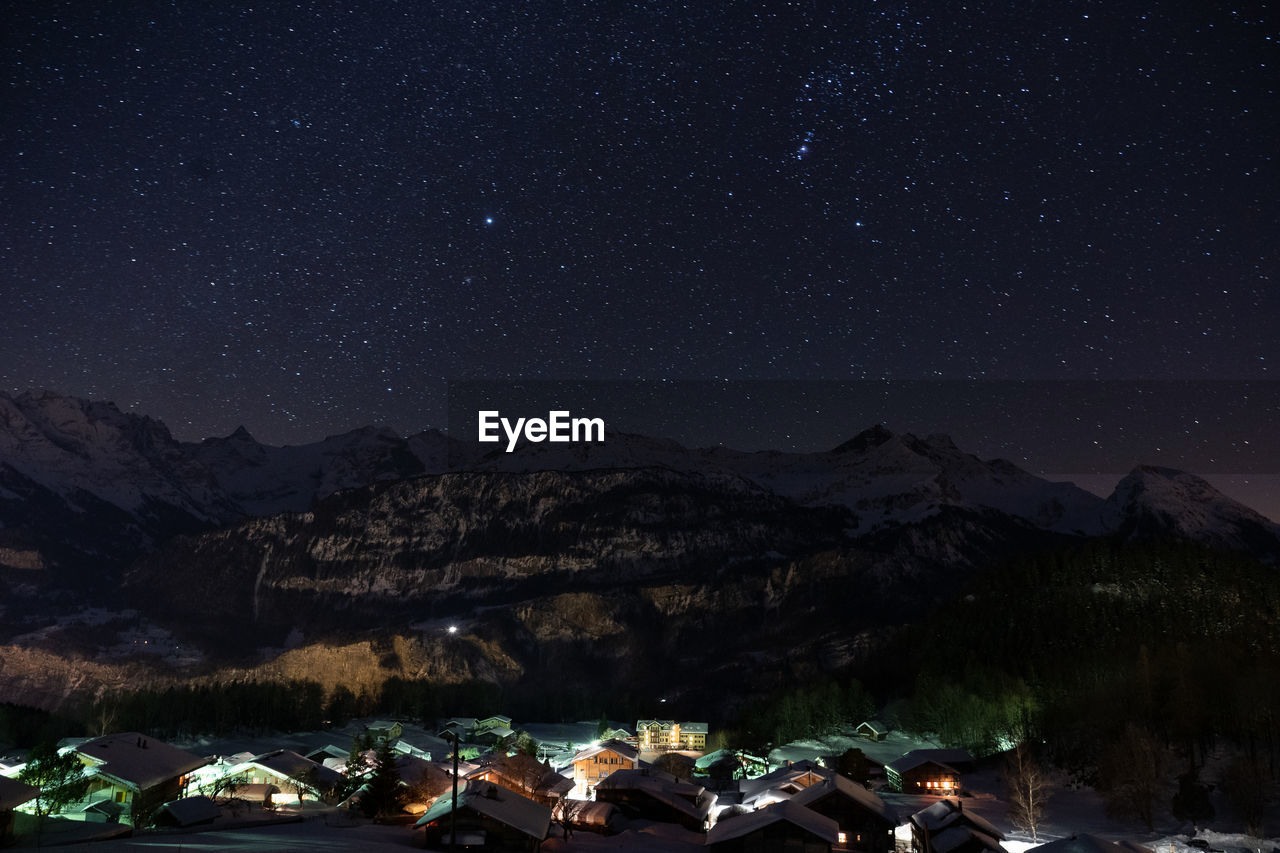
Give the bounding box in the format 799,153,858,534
0,713,1258,853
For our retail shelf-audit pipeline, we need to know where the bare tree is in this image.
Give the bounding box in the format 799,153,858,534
1099,724,1167,831
553,797,590,841
1005,743,1051,841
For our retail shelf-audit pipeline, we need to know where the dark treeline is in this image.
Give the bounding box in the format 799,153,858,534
0,702,86,749
888,539,1280,777
90,678,504,740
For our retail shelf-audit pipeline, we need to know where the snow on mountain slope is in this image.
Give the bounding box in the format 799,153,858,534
471,424,1105,535
1100,465,1280,559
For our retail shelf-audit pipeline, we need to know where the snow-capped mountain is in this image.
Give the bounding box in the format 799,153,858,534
1100,465,1280,560
471,424,1106,536
0,390,451,575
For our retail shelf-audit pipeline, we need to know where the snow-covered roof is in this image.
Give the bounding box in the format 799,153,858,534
856,720,890,735
706,799,839,846
156,795,222,826
415,780,551,840
681,722,709,734
932,825,1005,853
477,714,513,727
595,768,715,823
1034,835,1154,853
75,732,208,792
789,773,898,823
240,749,342,788
911,798,1004,840
0,774,38,810
570,739,639,764
887,749,972,775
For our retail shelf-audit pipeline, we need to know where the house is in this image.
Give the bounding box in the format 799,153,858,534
789,773,898,853
908,798,1005,853
593,767,717,831
73,732,209,825
467,752,573,805
437,717,479,741
416,779,550,852
233,750,343,804
636,719,709,751
1033,835,1153,853
855,721,890,742
476,715,514,734
885,750,973,794
564,739,641,799
0,775,38,846
366,720,403,742
707,799,839,852
600,727,633,742
741,761,832,809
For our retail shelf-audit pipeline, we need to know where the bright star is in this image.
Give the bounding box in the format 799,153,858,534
484,216,494,225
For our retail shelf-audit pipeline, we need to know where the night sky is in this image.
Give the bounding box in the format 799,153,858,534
3,2,1276,456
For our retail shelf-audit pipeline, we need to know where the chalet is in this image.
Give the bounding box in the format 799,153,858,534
366,720,404,742
565,739,641,799
233,749,343,804
0,775,38,846
437,717,479,741
741,761,832,809
789,773,898,853
73,732,209,825
416,779,551,852
908,798,1005,853
476,714,514,734
885,750,973,795
1033,835,1153,853
467,752,573,804
601,727,633,742
594,767,717,831
636,719,709,751
855,720,890,742
707,799,839,853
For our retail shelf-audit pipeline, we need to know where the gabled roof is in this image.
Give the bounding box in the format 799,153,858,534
415,779,551,840
240,750,342,788
932,825,1005,853
477,714,513,727
156,795,222,826
1033,835,1153,853
856,720,890,735
594,768,715,823
570,739,640,764
74,733,208,792
911,798,1005,840
887,749,973,775
681,722,709,734
789,772,898,824
706,799,839,846
0,774,39,810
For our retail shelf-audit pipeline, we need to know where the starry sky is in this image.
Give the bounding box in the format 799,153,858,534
2,2,1277,460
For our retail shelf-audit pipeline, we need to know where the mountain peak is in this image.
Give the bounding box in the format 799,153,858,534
831,424,895,454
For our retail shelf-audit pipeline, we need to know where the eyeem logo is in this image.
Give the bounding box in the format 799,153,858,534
478,410,606,452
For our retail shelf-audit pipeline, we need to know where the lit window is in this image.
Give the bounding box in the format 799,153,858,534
839,832,848,844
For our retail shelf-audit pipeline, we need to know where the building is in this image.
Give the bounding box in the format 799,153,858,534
467,752,573,805
885,750,973,794
565,739,641,799
855,721,890,742
73,732,209,825
908,798,1005,853
416,779,550,852
365,720,403,742
707,799,839,853
594,767,717,831
0,775,38,846
636,719,710,751
789,773,898,853
232,750,343,804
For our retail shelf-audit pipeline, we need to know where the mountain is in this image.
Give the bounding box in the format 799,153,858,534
1100,465,1280,560
469,425,1106,535
0,390,453,580
4,390,1279,716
